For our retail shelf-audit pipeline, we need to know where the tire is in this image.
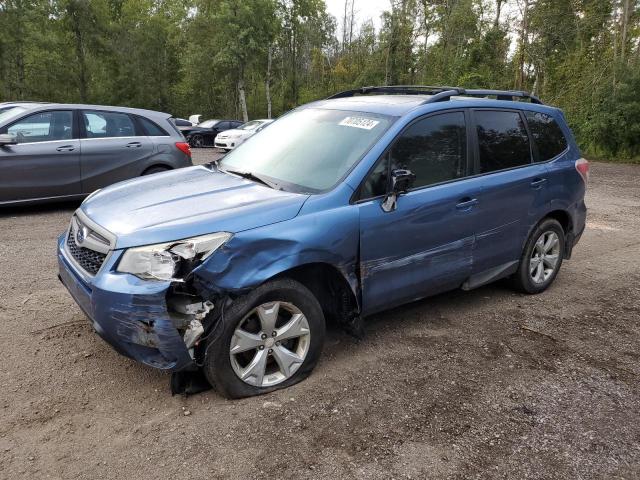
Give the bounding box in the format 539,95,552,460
203,278,325,399
511,218,565,294
189,134,204,148
142,165,170,176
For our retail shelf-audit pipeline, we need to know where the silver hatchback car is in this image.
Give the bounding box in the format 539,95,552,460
0,103,192,205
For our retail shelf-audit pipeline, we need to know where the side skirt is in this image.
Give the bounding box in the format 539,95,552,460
461,261,518,291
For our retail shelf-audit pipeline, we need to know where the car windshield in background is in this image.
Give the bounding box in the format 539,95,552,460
219,108,394,193
0,106,28,124
238,120,263,130
198,120,218,128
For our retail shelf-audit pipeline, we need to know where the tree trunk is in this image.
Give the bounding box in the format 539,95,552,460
515,0,529,90
620,0,631,63
237,69,248,122
265,45,273,119
349,0,355,47
69,2,88,102
494,0,503,28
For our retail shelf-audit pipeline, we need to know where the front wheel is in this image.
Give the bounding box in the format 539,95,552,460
203,278,325,398
512,218,565,294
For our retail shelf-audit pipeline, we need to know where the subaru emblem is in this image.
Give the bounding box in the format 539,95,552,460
76,225,87,245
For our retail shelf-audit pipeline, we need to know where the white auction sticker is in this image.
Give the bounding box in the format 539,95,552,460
339,116,380,130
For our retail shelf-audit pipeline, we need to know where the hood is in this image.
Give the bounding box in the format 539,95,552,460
81,165,309,249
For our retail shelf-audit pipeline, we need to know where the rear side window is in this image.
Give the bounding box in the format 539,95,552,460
524,111,568,161
83,111,136,138
138,117,168,136
475,110,531,173
7,111,73,143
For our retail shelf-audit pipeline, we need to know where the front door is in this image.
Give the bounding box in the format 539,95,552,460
0,110,80,203
357,110,482,315
79,110,154,192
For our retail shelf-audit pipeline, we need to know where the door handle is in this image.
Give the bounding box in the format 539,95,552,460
456,197,479,210
530,178,547,188
126,142,142,148
56,145,75,152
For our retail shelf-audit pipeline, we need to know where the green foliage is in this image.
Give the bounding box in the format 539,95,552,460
0,0,638,160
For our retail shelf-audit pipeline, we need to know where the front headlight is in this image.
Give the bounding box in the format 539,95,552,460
116,232,232,281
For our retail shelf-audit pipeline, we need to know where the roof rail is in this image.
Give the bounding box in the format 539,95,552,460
327,85,464,99
326,85,543,105
423,88,543,105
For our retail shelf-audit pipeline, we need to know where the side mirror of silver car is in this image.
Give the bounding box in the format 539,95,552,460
0,133,17,146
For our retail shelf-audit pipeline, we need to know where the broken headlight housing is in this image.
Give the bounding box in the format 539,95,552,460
117,232,232,281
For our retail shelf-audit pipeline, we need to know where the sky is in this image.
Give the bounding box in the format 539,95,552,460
325,0,390,33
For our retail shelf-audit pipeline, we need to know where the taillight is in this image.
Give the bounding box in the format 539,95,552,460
175,142,191,158
575,158,589,185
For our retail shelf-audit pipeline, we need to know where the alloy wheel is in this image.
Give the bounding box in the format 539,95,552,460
529,230,561,284
229,301,311,387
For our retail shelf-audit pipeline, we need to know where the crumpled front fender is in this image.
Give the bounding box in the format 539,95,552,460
191,205,361,302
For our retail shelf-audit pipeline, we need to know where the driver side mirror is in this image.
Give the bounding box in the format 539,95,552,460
382,168,416,212
0,133,17,146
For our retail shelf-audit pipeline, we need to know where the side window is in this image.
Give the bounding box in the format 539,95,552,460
390,112,467,188
139,117,168,136
7,111,73,143
218,121,230,130
361,156,389,199
524,111,568,162
360,112,467,199
475,110,532,173
82,111,136,138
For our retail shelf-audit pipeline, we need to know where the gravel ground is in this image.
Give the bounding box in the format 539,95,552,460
0,150,639,479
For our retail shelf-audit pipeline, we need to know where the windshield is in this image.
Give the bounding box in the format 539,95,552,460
219,108,393,192
238,120,263,131
198,120,219,128
0,106,28,124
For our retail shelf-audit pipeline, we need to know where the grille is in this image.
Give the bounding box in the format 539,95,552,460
66,231,107,275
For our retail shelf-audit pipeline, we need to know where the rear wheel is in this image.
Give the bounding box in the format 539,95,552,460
512,218,565,294
203,278,325,398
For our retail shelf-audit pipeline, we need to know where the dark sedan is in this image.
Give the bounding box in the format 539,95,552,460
183,119,243,148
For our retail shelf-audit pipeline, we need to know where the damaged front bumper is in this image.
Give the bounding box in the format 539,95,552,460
57,234,201,372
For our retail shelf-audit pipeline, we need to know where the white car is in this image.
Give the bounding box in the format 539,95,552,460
214,119,273,151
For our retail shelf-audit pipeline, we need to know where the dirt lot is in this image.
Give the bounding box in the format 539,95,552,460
0,150,639,479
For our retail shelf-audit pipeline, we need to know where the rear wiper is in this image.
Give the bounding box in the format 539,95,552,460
223,169,278,189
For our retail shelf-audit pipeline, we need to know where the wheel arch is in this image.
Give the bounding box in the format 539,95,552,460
272,262,360,325
142,163,173,175
523,208,574,259
544,209,572,234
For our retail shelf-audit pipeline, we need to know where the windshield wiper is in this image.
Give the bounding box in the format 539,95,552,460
223,169,279,189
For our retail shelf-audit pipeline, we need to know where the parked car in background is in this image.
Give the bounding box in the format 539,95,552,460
173,117,195,135
214,119,274,151
183,119,243,148
0,103,192,205
58,86,587,399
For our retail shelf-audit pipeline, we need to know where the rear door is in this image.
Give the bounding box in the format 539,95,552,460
470,109,549,277
79,110,154,192
0,110,80,203
358,110,484,314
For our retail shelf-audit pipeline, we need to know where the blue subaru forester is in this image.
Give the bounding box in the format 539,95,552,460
58,86,588,398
